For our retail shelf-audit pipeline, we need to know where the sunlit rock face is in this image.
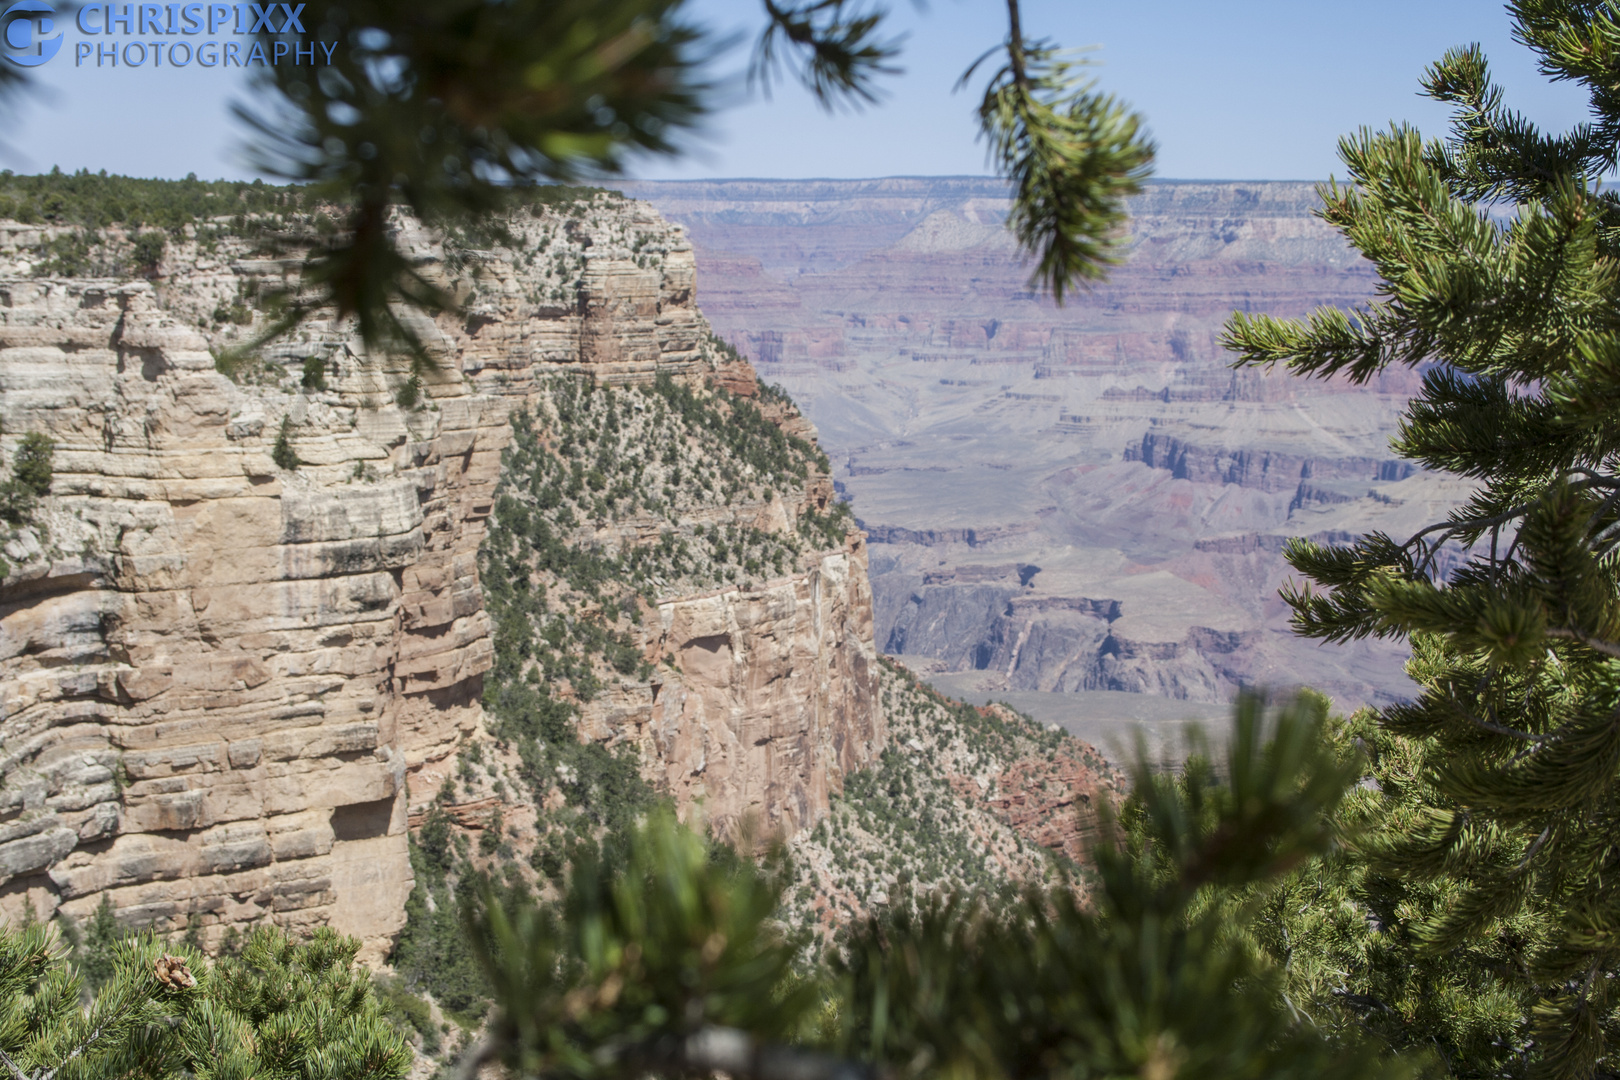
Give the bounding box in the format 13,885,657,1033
620,177,1467,718
0,196,881,954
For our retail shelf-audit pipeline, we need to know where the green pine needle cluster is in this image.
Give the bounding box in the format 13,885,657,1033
755,0,902,105
0,921,408,1080
967,27,1154,303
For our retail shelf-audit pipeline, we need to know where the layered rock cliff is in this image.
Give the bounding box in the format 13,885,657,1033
0,191,883,955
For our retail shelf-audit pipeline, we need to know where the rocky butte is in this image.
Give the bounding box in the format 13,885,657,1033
619,177,1472,751
0,191,894,957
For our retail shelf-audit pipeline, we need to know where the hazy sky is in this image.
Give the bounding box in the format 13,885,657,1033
0,0,1596,182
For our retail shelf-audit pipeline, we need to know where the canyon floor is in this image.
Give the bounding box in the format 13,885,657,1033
620,177,1466,744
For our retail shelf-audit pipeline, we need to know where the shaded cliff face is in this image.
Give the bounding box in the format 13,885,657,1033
0,194,881,953
618,178,1471,730
474,372,881,844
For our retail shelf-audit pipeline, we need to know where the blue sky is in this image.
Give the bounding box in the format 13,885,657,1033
0,0,1596,182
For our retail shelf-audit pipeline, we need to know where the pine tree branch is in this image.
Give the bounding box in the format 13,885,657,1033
755,0,901,106
1004,0,1028,93
1399,468,1620,577
1460,707,1543,742
0,1047,33,1080
1560,468,1620,487
1586,487,1620,534
38,976,162,1080
1515,826,1551,873
1331,987,1396,1016
1545,626,1620,659
1456,674,1545,743
1405,506,1529,552
1488,529,1527,586
1400,511,1527,579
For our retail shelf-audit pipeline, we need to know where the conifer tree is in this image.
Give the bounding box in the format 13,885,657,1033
0,923,190,1080
76,897,119,993
0,920,408,1080
0,432,51,528
1184,709,1542,1075
1222,3,1620,1075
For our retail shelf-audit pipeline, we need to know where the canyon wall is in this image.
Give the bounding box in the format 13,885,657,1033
0,197,881,954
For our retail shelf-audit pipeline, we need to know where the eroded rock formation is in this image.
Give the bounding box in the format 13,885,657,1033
0,195,881,955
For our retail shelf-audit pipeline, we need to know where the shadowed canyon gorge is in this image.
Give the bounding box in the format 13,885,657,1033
621,177,1464,752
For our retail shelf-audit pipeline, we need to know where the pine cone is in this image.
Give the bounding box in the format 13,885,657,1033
153,954,197,989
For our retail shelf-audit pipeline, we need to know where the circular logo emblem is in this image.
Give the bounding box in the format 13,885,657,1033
2,1,62,67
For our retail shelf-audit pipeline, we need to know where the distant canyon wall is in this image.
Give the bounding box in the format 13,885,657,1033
620,178,1463,711
0,198,881,954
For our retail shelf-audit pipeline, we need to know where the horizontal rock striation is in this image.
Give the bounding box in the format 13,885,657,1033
1124,431,1417,494
878,575,1251,702
0,196,880,951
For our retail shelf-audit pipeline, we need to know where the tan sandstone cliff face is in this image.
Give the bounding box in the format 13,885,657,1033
0,196,882,956
626,548,879,840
